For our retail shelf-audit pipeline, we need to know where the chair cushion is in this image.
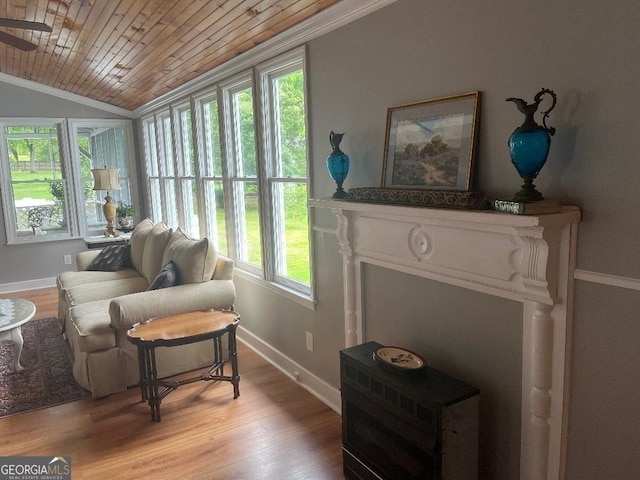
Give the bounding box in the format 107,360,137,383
162,227,217,284
147,261,179,290
69,300,115,352
141,222,172,284
57,268,141,290
66,276,150,306
129,218,154,274
87,244,131,272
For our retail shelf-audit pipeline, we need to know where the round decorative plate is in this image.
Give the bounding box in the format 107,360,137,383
373,346,426,372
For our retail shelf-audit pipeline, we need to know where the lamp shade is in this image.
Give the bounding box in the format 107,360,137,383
91,167,121,191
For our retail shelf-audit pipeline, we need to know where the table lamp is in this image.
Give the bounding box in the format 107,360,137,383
91,166,121,237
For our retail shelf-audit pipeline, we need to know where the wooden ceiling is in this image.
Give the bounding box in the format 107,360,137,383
0,0,341,111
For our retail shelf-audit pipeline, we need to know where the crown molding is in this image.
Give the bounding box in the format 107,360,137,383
133,0,400,117
0,72,135,119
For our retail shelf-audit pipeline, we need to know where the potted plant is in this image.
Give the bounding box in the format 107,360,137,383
116,201,135,230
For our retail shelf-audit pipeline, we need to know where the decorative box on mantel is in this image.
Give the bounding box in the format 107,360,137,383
345,187,489,210
309,197,581,480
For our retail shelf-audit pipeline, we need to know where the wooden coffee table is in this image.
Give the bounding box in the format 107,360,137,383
127,309,240,422
0,298,37,372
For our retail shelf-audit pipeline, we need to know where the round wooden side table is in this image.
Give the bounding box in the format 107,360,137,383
127,309,240,422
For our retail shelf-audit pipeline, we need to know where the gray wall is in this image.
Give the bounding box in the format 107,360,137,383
0,82,130,286
237,0,640,479
364,265,523,479
2,0,639,478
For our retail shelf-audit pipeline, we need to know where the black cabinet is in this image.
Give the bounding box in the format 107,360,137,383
341,341,479,480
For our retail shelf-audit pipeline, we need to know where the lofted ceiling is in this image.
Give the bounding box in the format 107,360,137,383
0,0,341,111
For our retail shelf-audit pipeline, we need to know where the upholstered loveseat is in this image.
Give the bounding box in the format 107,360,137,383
57,219,236,398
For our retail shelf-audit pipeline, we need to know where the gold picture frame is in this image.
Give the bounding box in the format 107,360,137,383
381,92,481,191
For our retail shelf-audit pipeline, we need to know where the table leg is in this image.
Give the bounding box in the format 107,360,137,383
136,345,148,402
9,327,25,373
215,336,223,375
148,346,161,422
228,327,240,399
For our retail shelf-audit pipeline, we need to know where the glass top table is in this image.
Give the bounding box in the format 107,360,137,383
0,298,37,372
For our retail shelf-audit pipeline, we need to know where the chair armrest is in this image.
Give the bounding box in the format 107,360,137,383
76,250,101,271
109,279,236,331
212,255,234,280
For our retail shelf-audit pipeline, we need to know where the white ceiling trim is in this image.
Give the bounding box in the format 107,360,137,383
133,0,400,118
0,72,136,118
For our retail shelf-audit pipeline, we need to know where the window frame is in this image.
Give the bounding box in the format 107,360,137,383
192,89,228,254
139,47,315,308
0,118,73,244
219,71,263,277
0,118,136,244
151,110,179,228
66,118,138,236
171,102,200,237
141,116,163,222
256,49,312,295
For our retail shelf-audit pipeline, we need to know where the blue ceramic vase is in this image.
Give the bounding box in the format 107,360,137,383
326,131,349,198
506,88,557,202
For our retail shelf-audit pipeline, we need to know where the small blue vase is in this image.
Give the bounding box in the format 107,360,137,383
506,88,557,202
326,131,349,198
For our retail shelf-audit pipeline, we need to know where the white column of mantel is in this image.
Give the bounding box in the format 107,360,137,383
310,198,580,480
521,301,555,479
518,221,578,480
516,228,556,479
333,208,360,347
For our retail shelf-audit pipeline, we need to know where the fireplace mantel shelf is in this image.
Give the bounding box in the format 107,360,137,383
311,197,580,227
310,197,581,480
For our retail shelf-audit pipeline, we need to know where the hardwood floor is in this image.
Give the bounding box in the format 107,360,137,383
0,288,346,479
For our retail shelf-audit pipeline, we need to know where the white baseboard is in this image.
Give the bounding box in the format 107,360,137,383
237,326,342,415
0,277,56,294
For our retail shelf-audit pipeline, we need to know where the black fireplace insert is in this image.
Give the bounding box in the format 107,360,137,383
341,341,480,480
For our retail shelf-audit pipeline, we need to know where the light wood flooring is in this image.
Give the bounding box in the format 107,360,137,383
0,288,345,479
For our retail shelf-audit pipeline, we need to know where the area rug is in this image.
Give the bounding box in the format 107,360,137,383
0,317,85,418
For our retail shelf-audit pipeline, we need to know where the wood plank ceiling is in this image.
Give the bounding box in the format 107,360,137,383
0,0,341,111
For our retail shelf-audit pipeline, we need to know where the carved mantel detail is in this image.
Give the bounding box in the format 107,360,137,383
310,198,581,480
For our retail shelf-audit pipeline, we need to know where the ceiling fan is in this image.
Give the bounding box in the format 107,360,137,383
0,18,52,51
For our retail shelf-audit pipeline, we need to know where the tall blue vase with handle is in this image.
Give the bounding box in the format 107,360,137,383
506,88,557,202
326,131,349,198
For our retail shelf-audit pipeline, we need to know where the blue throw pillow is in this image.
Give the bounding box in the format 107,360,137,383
147,261,179,290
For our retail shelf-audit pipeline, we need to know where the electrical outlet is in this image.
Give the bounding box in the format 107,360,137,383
305,331,313,352
63,254,72,265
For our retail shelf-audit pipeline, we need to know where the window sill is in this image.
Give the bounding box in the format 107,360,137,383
8,233,80,245
233,269,316,310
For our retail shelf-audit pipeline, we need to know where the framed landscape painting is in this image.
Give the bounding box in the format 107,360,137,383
381,92,480,191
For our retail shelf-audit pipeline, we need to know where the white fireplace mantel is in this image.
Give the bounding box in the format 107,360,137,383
310,198,581,480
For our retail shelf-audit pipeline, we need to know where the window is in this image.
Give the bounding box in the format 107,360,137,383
194,92,228,254
221,74,262,274
142,117,162,222
0,118,136,244
154,111,179,228
173,103,199,237
67,120,136,234
141,47,312,302
0,121,71,241
257,53,311,291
